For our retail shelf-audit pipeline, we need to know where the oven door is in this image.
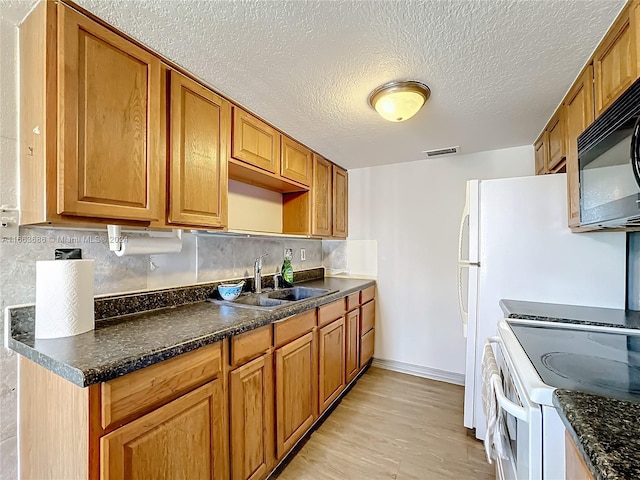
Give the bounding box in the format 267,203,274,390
486,337,542,480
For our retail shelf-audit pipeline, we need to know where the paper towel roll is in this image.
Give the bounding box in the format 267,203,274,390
35,259,95,339
114,236,182,256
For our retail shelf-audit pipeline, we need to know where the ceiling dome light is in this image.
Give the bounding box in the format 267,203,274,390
368,81,431,122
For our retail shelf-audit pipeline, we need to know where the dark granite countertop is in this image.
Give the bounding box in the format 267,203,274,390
554,390,640,480
7,275,375,387
500,299,640,329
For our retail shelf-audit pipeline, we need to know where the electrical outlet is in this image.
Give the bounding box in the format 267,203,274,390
301,248,306,261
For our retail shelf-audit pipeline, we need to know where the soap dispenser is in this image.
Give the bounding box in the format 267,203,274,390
282,249,294,288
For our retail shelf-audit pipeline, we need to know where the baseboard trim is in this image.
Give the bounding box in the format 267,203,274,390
371,358,465,386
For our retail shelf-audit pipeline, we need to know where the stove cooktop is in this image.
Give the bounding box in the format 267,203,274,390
510,323,640,402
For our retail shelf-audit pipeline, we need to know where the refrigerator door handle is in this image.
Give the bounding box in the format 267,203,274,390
457,262,468,336
458,200,469,264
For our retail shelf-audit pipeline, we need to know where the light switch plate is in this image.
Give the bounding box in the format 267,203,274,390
0,209,19,239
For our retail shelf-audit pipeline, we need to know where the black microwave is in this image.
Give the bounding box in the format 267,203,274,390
578,76,640,227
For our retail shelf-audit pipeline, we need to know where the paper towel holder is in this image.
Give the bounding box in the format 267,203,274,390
107,225,183,256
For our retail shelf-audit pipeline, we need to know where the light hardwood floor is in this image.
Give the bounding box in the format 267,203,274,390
272,367,495,480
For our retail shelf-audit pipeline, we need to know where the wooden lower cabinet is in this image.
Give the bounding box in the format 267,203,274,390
18,290,378,480
565,431,594,479
345,309,360,383
360,328,375,366
318,317,346,413
274,332,316,459
229,354,274,480
101,379,226,480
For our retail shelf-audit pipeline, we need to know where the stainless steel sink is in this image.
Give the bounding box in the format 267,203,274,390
265,287,332,301
208,286,336,311
233,295,289,308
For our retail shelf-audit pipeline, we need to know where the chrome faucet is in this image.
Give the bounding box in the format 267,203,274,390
253,253,269,293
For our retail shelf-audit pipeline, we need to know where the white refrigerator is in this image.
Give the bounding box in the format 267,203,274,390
458,173,627,440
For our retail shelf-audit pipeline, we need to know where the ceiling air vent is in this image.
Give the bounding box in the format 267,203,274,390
423,146,460,157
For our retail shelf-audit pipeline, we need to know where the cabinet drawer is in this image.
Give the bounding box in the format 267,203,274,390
360,300,375,334
346,292,360,312
273,310,316,348
318,298,346,327
360,286,375,305
101,342,222,429
360,329,375,366
230,325,272,367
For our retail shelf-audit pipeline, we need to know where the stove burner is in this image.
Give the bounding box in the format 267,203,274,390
541,352,640,395
586,333,629,350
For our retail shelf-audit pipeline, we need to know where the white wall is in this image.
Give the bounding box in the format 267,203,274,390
349,146,534,378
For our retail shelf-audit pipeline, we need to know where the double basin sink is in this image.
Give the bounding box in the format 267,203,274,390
210,286,337,311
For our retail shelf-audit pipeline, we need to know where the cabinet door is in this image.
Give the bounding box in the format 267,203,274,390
565,65,595,228
312,154,333,237
547,108,566,171
58,5,162,221
593,3,639,117
534,132,548,175
319,317,345,413
281,137,312,186
274,332,315,459
232,108,280,174
565,431,594,479
360,300,375,335
360,329,375,367
168,70,230,227
230,354,273,480
101,379,226,480
332,165,348,238
345,309,360,384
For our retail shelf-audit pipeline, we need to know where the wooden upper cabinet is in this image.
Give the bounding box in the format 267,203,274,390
547,107,566,171
332,165,348,238
593,2,639,117
534,132,548,175
312,154,333,237
281,137,312,186
57,5,162,221
100,379,226,480
564,65,595,228
232,108,280,174
275,331,316,459
229,354,273,480
167,70,230,228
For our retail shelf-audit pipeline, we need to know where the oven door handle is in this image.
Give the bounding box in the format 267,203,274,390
492,376,529,422
487,337,529,422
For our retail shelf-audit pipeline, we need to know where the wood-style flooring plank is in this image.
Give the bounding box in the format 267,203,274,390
272,367,495,480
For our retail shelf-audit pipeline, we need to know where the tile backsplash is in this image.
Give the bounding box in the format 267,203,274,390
0,228,323,310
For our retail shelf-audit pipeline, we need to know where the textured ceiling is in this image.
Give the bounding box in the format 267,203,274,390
2,0,627,169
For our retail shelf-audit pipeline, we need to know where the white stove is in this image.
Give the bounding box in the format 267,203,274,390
488,318,640,480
